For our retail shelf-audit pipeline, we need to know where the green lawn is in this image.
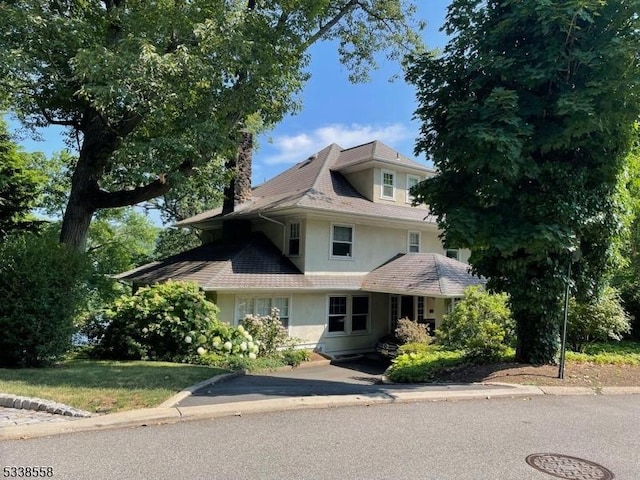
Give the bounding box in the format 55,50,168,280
0,357,227,414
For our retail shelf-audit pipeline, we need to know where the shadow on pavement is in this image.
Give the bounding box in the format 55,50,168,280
179,356,504,407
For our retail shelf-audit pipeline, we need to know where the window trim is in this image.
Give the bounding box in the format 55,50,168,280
235,295,292,332
381,169,396,200
445,248,459,260
406,174,421,203
287,221,300,257
408,231,421,253
326,294,371,336
330,223,355,260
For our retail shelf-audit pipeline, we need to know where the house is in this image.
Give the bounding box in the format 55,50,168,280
118,141,483,355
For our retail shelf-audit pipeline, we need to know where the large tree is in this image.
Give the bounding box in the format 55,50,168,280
0,0,422,251
407,1,640,363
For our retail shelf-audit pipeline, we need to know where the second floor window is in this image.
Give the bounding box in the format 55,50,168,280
331,225,353,258
406,175,420,203
381,170,395,199
288,222,300,256
446,248,459,260
408,231,420,253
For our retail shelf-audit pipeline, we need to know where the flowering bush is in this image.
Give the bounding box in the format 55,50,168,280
241,308,292,355
190,322,260,359
395,317,432,345
90,280,219,362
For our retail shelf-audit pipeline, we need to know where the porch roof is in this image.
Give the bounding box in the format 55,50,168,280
361,253,485,298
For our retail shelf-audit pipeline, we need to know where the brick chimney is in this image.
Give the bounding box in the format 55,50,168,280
222,131,253,215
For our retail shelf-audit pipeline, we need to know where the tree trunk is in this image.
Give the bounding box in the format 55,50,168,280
514,313,560,364
59,114,119,251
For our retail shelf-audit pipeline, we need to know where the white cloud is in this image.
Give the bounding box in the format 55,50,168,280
262,123,412,165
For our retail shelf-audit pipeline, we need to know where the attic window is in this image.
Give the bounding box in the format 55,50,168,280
446,249,459,260
381,170,395,200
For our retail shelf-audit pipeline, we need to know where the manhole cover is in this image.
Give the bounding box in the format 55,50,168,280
526,454,614,480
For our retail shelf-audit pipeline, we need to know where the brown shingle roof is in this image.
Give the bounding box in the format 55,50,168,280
361,253,485,297
177,141,436,228
116,234,363,291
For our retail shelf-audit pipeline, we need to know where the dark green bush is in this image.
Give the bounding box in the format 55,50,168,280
437,286,514,361
90,280,219,362
0,232,90,367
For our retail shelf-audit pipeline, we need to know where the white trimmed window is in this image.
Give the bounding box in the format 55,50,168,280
236,296,291,328
327,295,370,334
408,231,421,253
406,175,421,203
288,222,300,256
331,224,353,258
446,249,459,260
381,170,395,200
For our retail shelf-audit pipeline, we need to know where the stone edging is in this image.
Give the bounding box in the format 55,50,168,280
0,393,92,418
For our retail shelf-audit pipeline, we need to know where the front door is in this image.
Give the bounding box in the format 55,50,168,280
390,295,415,331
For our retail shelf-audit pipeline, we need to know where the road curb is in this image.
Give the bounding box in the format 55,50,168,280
0,393,92,418
157,371,244,408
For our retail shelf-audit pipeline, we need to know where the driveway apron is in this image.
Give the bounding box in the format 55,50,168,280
178,357,504,407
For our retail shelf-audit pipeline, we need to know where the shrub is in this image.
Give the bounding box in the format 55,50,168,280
386,347,465,383
90,280,220,362
567,286,631,352
281,348,311,366
0,232,90,367
395,317,432,344
241,308,292,355
398,342,434,356
437,286,514,361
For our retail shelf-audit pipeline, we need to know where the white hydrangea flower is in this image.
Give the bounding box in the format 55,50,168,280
223,341,232,351
197,347,206,355
240,342,247,351
184,336,192,344
248,352,257,360
237,325,245,333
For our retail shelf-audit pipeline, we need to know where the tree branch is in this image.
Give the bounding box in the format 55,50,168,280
304,0,360,49
40,108,79,127
90,159,195,209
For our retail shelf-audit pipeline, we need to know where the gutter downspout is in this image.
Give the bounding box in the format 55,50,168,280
258,212,286,254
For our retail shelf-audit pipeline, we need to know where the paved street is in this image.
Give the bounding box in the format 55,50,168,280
2,395,639,480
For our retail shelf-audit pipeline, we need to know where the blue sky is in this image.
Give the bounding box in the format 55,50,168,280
8,1,450,186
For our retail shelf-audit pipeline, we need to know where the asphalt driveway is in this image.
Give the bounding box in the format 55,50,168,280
178,356,506,407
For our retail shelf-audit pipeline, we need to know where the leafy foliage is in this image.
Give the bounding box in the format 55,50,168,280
395,317,432,345
407,0,640,363
437,286,514,361
89,281,219,362
241,308,294,355
386,346,465,383
0,119,44,238
0,1,423,250
0,232,90,367
567,287,631,352
154,228,202,259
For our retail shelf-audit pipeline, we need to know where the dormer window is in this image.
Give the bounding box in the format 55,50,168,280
381,170,395,200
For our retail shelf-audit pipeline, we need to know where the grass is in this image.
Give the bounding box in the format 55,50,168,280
0,354,227,414
565,341,640,365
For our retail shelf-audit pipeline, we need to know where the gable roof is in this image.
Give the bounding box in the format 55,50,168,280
361,253,485,297
177,141,436,228
116,233,363,292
